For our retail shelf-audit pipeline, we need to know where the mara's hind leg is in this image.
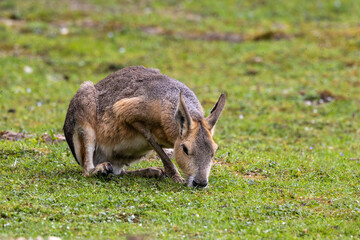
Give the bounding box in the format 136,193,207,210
73,125,113,176
123,167,165,178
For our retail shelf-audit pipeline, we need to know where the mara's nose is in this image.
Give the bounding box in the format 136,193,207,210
193,180,208,188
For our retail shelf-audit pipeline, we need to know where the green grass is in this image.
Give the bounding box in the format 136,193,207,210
1,0,360,239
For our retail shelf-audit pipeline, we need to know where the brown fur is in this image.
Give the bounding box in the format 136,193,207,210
63,66,226,187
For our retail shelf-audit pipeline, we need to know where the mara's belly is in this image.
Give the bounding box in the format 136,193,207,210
96,135,152,162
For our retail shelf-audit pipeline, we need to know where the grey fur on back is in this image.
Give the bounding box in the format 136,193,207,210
94,66,204,120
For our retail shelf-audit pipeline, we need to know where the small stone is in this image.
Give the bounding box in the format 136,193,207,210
60,27,69,35
24,66,33,74
48,237,62,240
119,47,126,53
253,56,263,63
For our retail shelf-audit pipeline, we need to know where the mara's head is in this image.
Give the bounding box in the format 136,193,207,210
174,93,226,188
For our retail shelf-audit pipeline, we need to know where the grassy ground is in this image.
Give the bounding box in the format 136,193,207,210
1,0,360,239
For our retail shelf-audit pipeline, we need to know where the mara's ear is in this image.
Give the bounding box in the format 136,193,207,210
175,92,193,137
206,93,226,130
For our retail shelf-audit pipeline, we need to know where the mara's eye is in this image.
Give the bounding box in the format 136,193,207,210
181,144,189,155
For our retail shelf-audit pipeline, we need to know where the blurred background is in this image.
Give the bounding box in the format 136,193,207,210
0,0,359,147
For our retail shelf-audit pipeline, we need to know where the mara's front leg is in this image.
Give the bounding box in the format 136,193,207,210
73,125,113,176
132,122,185,184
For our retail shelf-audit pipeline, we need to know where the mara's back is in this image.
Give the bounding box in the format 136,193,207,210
95,66,204,120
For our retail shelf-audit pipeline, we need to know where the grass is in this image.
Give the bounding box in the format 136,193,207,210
1,0,360,239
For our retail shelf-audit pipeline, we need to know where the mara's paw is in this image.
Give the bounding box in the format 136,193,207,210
91,162,113,176
171,174,185,184
148,167,166,178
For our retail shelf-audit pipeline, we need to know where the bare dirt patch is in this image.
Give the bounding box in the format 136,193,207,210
0,18,26,28
141,26,297,43
302,89,346,105
252,30,292,41
0,130,30,141
0,130,65,144
41,133,66,144
243,168,266,180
